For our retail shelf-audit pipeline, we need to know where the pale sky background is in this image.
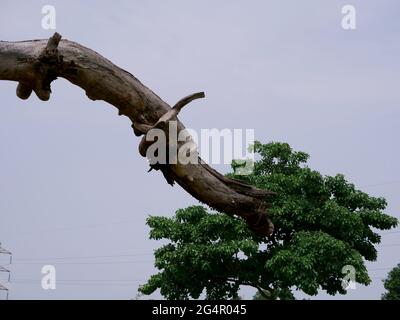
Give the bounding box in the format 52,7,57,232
0,0,399,300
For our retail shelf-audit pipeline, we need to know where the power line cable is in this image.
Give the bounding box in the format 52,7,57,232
5,260,153,265
360,180,400,188
12,253,153,262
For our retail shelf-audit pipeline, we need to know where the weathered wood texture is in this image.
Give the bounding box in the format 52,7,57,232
0,33,275,235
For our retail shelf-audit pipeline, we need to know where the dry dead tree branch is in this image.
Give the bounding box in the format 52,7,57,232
0,33,275,236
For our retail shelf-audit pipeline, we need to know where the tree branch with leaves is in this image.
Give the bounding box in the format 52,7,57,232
139,142,398,300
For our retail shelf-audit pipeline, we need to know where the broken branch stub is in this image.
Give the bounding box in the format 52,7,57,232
0,33,276,236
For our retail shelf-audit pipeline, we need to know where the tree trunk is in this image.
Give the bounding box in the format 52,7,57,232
0,33,275,236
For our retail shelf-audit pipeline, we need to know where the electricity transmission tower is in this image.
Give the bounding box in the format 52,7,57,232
0,242,12,300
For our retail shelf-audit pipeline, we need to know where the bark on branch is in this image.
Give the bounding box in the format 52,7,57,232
0,33,275,236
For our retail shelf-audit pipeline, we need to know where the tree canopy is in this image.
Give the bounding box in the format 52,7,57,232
382,264,400,300
139,142,398,299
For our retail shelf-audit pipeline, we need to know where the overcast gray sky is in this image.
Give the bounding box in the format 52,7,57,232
0,0,399,299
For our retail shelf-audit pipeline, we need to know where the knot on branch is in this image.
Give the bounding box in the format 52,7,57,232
133,92,205,185
136,92,205,158
16,32,64,101
39,32,62,63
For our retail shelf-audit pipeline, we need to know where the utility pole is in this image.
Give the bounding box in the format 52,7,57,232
0,242,12,300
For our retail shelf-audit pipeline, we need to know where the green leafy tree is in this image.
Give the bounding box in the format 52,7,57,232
382,264,400,300
139,142,398,299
